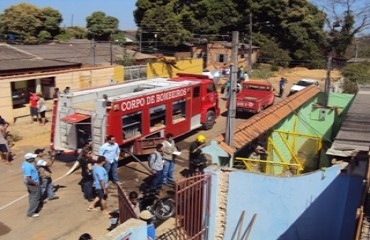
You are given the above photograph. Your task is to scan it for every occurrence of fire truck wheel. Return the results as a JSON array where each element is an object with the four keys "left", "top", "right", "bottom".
[{"left": 203, "top": 110, "right": 215, "bottom": 130}]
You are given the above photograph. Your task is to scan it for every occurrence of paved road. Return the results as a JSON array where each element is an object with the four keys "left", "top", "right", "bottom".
[{"left": 0, "top": 90, "right": 281, "bottom": 239}]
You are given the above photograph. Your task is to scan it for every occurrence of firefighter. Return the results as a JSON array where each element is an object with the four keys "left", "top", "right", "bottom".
[{"left": 188, "top": 135, "right": 207, "bottom": 174}]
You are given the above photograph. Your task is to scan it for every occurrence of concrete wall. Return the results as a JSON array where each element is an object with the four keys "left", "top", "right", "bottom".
[
  {"left": 101, "top": 218, "right": 147, "bottom": 240},
  {"left": 0, "top": 66, "right": 122, "bottom": 122},
  {"left": 147, "top": 58, "right": 203, "bottom": 78},
  {"left": 206, "top": 166, "right": 362, "bottom": 240}
]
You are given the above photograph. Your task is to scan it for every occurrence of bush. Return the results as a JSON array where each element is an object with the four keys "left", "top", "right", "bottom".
[{"left": 270, "top": 65, "right": 279, "bottom": 72}]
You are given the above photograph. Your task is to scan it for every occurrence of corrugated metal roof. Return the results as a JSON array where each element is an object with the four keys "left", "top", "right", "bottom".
[
  {"left": 216, "top": 85, "right": 321, "bottom": 154},
  {"left": 329, "top": 85, "right": 370, "bottom": 152},
  {"left": 0, "top": 44, "right": 80, "bottom": 71},
  {"left": 14, "top": 41, "right": 156, "bottom": 65}
]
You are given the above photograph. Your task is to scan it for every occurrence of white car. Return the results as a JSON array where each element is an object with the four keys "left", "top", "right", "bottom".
[{"left": 288, "top": 79, "right": 319, "bottom": 96}]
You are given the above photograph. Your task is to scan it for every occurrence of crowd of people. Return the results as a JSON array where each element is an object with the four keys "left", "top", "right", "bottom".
[{"left": 18, "top": 125, "right": 209, "bottom": 239}]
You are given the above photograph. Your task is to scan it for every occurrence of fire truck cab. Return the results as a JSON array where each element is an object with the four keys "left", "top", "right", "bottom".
[{"left": 51, "top": 73, "right": 220, "bottom": 157}]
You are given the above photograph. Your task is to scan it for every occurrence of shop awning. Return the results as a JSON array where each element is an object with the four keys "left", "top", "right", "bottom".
[{"left": 61, "top": 113, "right": 90, "bottom": 124}]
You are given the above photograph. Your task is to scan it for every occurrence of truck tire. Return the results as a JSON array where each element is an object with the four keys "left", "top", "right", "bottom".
[{"left": 203, "top": 110, "right": 215, "bottom": 130}]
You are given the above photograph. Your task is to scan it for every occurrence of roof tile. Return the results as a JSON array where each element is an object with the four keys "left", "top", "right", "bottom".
[{"left": 218, "top": 86, "right": 320, "bottom": 152}]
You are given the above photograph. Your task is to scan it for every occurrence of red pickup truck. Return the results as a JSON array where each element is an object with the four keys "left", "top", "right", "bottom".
[{"left": 227, "top": 80, "right": 275, "bottom": 113}]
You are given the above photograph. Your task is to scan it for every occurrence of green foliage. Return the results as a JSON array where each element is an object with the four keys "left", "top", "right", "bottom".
[
  {"left": 341, "top": 62, "right": 370, "bottom": 84},
  {"left": 54, "top": 33, "right": 72, "bottom": 42},
  {"left": 115, "top": 52, "right": 136, "bottom": 66},
  {"left": 254, "top": 33, "right": 291, "bottom": 68},
  {"left": 134, "top": 0, "right": 328, "bottom": 67},
  {"left": 38, "top": 30, "right": 52, "bottom": 41},
  {"left": 111, "top": 32, "right": 126, "bottom": 45},
  {"left": 40, "top": 7, "right": 62, "bottom": 37},
  {"left": 0, "top": 3, "right": 62, "bottom": 44},
  {"left": 86, "top": 11, "right": 119, "bottom": 41},
  {"left": 341, "top": 79, "right": 358, "bottom": 94},
  {"left": 65, "top": 26, "right": 87, "bottom": 39},
  {"left": 270, "top": 65, "right": 279, "bottom": 72}
]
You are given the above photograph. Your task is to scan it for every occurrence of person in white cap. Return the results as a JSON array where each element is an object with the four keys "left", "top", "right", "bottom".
[
  {"left": 35, "top": 148, "right": 59, "bottom": 201},
  {"left": 21, "top": 152, "right": 41, "bottom": 217},
  {"left": 139, "top": 210, "right": 155, "bottom": 240}
]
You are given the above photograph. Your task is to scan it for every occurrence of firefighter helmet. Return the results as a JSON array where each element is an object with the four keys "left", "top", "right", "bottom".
[{"left": 197, "top": 135, "right": 206, "bottom": 143}]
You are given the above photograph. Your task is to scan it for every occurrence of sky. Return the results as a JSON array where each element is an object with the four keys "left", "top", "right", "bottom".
[{"left": 0, "top": 0, "right": 138, "bottom": 30}]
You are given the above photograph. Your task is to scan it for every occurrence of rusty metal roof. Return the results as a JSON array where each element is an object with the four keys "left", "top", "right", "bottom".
[{"left": 216, "top": 85, "right": 321, "bottom": 154}]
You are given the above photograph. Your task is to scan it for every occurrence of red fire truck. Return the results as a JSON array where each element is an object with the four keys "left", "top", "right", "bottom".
[{"left": 51, "top": 73, "right": 220, "bottom": 158}]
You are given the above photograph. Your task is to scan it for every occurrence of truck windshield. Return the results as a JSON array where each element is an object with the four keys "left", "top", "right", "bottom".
[{"left": 207, "top": 83, "right": 217, "bottom": 93}]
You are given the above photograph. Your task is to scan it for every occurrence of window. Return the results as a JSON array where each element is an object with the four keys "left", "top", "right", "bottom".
[
  {"left": 124, "top": 65, "right": 147, "bottom": 82},
  {"left": 150, "top": 104, "right": 166, "bottom": 130},
  {"left": 216, "top": 54, "right": 228, "bottom": 63},
  {"left": 193, "top": 86, "right": 200, "bottom": 98},
  {"left": 207, "top": 83, "right": 217, "bottom": 93},
  {"left": 122, "top": 111, "right": 142, "bottom": 140},
  {"left": 172, "top": 99, "right": 186, "bottom": 123}
]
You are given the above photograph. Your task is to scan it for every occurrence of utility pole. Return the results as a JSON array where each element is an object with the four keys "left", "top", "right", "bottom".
[
  {"left": 110, "top": 36, "right": 113, "bottom": 65},
  {"left": 324, "top": 55, "right": 332, "bottom": 106},
  {"left": 248, "top": 13, "right": 253, "bottom": 77},
  {"left": 92, "top": 37, "right": 96, "bottom": 67},
  {"left": 139, "top": 28, "right": 142, "bottom": 53},
  {"left": 225, "top": 31, "right": 239, "bottom": 146}
]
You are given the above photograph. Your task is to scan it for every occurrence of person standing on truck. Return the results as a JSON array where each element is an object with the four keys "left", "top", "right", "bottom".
[
  {"left": 148, "top": 143, "right": 164, "bottom": 193},
  {"left": 189, "top": 135, "right": 207, "bottom": 174},
  {"left": 161, "top": 133, "right": 177, "bottom": 186},
  {"left": 99, "top": 135, "right": 120, "bottom": 185}
]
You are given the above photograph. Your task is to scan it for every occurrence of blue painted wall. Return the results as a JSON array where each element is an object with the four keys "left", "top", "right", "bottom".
[{"left": 213, "top": 166, "right": 363, "bottom": 240}]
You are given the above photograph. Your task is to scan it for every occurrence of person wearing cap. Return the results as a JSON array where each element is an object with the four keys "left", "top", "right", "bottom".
[
  {"left": 139, "top": 210, "right": 155, "bottom": 240},
  {"left": 99, "top": 135, "right": 120, "bottom": 185},
  {"left": 22, "top": 153, "right": 41, "bottom": 217},
  {"left": 35, "top": 148, "right": 59, "bottom": 201},
  {"left": 188, "top": 135, "right": 208, "bottom": 174},
  {"left": 88, "top": 155, "right": 109, "bottom": 214}
]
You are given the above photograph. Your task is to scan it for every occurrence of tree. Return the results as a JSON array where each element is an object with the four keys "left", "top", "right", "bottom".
[
  {"left": 65, "top": 26, "right": 88, "bottom": 39},
  {"left": 0, "top": 3, "right": 42, "bottom": 43},
  {"left": 0, "top": 3, "right": 62, "bottom": 44},
  {"left": 313, "top": 0, "right": 370, "bottom": 58},
  {"left": 40, "top": 7, "right": 63, "bottom": 38},
  {"left": 134, "top": 0, "right": 328, "bottom": 68},
  {"left": 86, "top": 11, "right": 119, "bottom": 41}
]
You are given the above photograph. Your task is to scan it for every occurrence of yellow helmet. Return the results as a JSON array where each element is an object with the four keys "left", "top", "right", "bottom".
[{"left": 197, "top": 135, "right": 206, "bottom": 143}]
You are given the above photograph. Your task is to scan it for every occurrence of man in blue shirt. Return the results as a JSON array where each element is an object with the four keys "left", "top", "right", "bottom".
[
  {"left": 88, "top": 155, "right": 109, "bottom": 214},
  {"left": 279, "top": 77, "right": 287, "bottom": 97},
  {"left": 22, "top": 152, "right": 41, "bottom": 217},
  {"left": 99, "top": 135, "right": 120, "bottom": 184}
]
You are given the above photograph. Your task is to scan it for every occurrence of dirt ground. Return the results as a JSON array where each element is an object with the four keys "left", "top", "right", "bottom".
[{"left": 0, "top": 67, "right": 341, "bottom": 239}]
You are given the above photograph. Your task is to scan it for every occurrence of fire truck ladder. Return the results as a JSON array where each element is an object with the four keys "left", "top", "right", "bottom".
[
  {"left": 91, "top": 115, "right": 106, "bottom": 156},
  {"left": 58, "top": 107, "right": 74, "bottom": 150}
]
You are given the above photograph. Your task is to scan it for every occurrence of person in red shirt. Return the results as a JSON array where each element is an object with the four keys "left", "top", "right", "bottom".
[{"left": 29, "top": 92, "right": 38, "bottom": 123}]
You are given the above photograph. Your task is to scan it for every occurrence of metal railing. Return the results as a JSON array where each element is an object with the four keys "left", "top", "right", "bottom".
[{"left": 175, "top": 173, "right": 211, "bottom": 239}]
